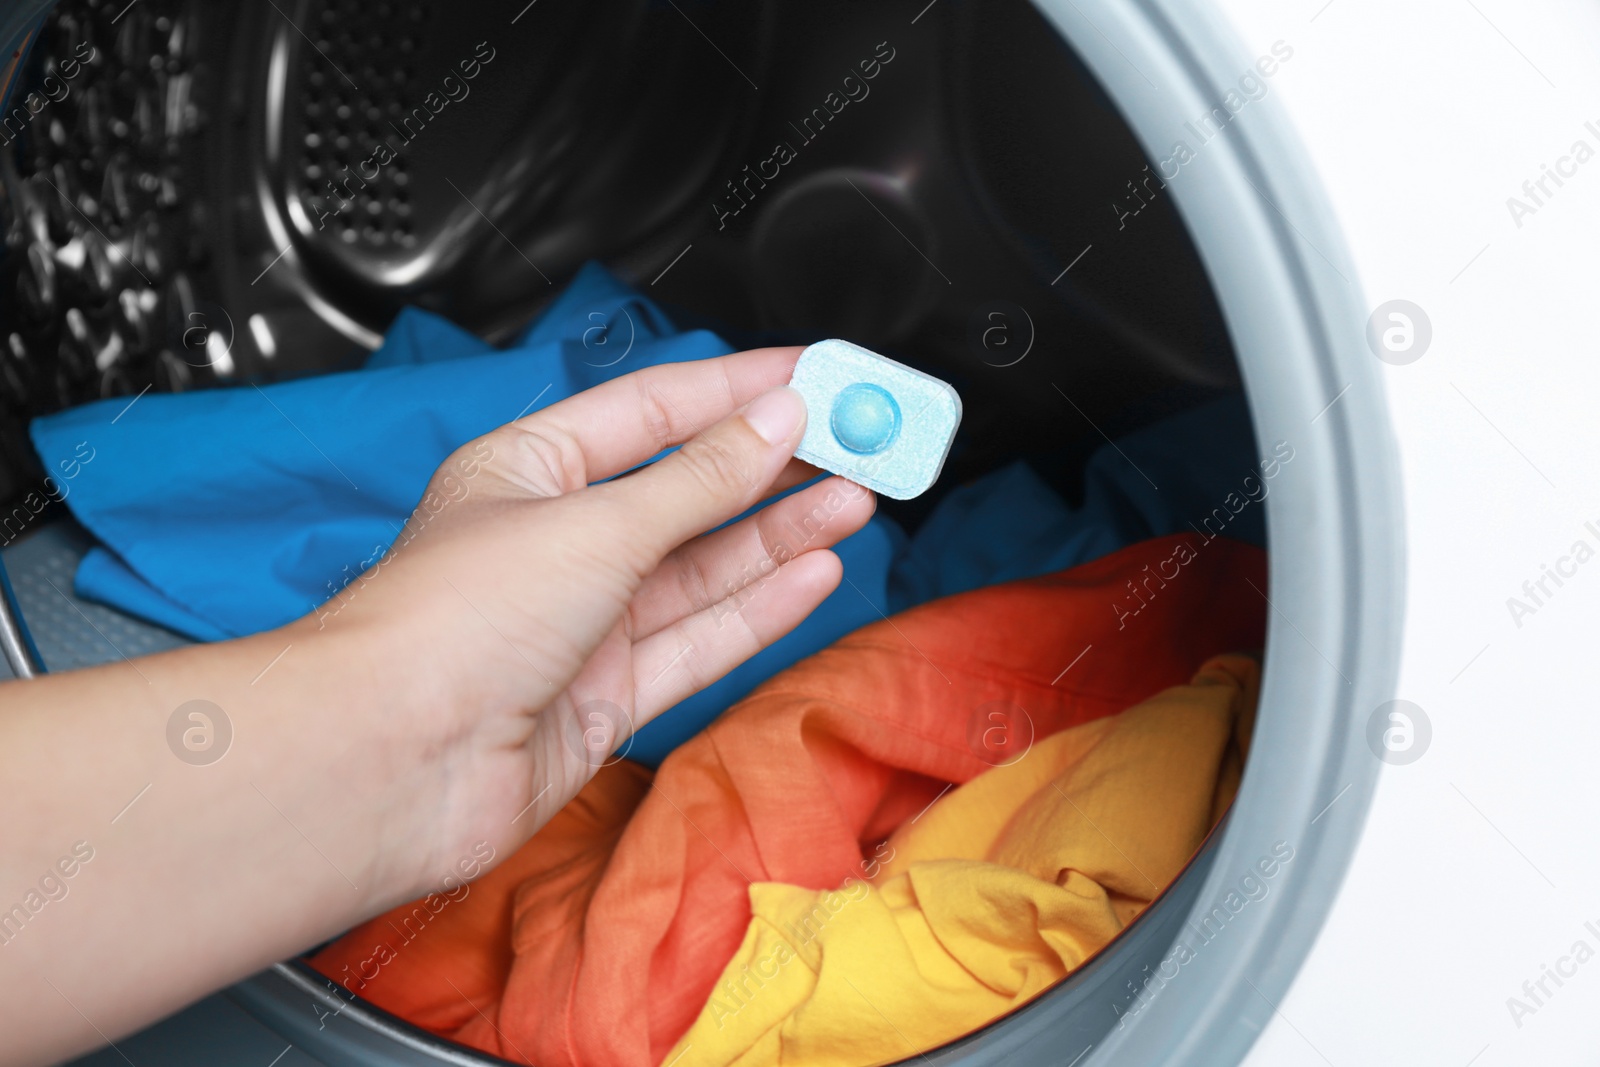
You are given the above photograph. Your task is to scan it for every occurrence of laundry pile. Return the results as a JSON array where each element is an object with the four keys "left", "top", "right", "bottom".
[
  {"left": 30, "top": 263, "right": 1266, "bottom": 765},
  {"left": 30, "top": 265, "right": 1271, "bottom": 1064},
  {"left": 309, "top": 537, "right": 1264, "bottom": 1067}
]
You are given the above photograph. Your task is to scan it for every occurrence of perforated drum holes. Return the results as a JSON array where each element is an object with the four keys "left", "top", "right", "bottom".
[
  {"left": 299, "top": 14, "right": 497, "bottom": 247},
  {"left": 166, "top": 699, "right": 233, "bottom": 766},
  {"left": 0, "top": 0, "right": 219, "bottom": 430},
  {"left": 169, "top": 301, "right": 235, "bottom": 368},
  {"left": 562, "top": 699, "right": 634, "bottom": 768},
  {"left": 966, "top": 700, "right": 1034, "bottom": 767},
  {"left": 1366, "top": 299, "right": 1432, "bottom": 365},
  {"left": 1366, "top": 700, "right": 1432, "bottom": 765}
]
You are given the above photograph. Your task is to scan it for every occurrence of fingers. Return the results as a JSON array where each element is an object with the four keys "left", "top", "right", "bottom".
[
  {"left": 626, "top": 476, "right": 876, "bottom": 641},
  {"left": 629, "top": 549, "right": 846, "bottom": 723},
  {"left": 485, "top": 348, "right": 803, "bottom": 495},
  {"left": 768, "top": 457, "right": 825, "bottom": 498},
  {"left": 591, "top": 385, "right": 810, "bottom": 570}
]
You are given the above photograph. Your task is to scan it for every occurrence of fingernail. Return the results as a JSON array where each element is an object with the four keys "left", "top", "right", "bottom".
[{"left": 743, "top": 386, "right": 806, "bottom": 446}]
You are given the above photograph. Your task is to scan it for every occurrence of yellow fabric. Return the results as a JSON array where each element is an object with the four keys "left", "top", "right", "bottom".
[{"left": 664, "top": 654, "right": 1259, "bottom": 1067}]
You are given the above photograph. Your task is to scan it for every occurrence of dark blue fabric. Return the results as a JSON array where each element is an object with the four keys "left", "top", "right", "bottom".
[
  {"left": 886, "top": 394, "right": 1266, "bottom": 612},
  {"left": 30, "top": 262, "right": 1263, "bottom": 767}
]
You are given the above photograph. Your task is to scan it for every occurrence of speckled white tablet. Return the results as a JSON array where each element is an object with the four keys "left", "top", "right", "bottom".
[{"left": 789, "top": 339, "right": 962, "bottom": 500}]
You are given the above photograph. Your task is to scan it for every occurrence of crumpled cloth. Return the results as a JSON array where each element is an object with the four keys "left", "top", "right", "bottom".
[
  {"left": 666, "top": 653, "right": 1258, "bottom": 1067},
  {"left": 309, "top": 533, "right": 1266, "bottom": 1067}
]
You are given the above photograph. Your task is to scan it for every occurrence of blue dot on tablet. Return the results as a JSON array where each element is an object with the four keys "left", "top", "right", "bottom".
[{"left": 830, "top": 383, "right": 901, "bottom": 455}]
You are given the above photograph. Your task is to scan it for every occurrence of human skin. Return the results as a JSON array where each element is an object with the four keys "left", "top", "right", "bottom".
[{"left": 0, "top": 347, "right": 875, "bottom": 1066}]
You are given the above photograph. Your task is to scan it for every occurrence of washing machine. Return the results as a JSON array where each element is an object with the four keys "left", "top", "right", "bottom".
[{"left": 1, "top": 0, "right": 1595, "bottom": 1064}]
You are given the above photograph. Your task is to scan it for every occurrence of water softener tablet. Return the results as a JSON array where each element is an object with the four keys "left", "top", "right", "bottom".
[{"left": 789, "top": 339, "right": 962, "bottom": 500}]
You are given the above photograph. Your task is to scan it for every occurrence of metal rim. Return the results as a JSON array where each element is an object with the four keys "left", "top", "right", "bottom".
[{"left": 1027, "top": 2, "right": 1404, "bottom": 1064}]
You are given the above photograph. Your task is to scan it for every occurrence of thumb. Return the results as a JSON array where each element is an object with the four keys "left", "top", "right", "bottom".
[{"left": 595, "top": 384, "right": 809, "bottom": 563}]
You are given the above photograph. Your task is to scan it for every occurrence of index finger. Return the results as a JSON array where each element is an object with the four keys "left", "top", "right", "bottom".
[{"left": 511, "top": 346, "right": 803, "bottom": 486}]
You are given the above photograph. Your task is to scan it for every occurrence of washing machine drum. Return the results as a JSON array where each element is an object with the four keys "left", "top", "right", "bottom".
[{"left": 0, "top": 0, "right": 1401, "bottom": 1065}]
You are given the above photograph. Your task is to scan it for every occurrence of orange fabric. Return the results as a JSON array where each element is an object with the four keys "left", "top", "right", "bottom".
[
  {"left": 310, "top": 534, "right": 1266, "bottom": 1067},
  {"left": 311, "top": 760, "right": 653, "bottom": 1034}
]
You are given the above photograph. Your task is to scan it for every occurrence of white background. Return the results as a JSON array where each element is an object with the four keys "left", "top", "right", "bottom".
[{"left": 1220, "top": 1, "right": 1600, "bottom": 1064}]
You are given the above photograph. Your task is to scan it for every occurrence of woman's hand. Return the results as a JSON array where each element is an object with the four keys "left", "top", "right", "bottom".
[
  {"left": 0, "top": 347, "right": 874, "bottom": 1067},
  {"left": 300, "top": 346, "right": 876, "bottom": 898}
]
